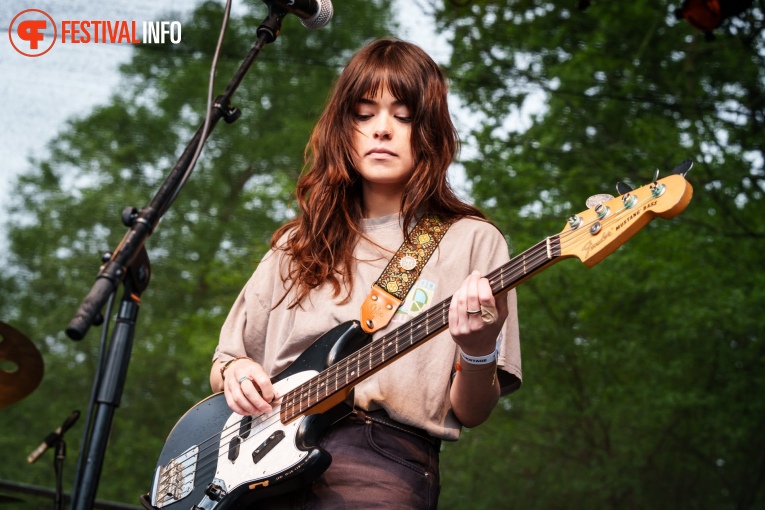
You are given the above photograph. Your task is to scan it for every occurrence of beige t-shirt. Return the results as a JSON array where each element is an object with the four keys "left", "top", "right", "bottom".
[{"left": 215, "top": 214, "right": 521, "bottom": 441}]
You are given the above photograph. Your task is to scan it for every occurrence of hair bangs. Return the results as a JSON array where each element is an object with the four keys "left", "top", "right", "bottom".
[{"left": 340, "top": 44, "right": 426, "bottom": 117}]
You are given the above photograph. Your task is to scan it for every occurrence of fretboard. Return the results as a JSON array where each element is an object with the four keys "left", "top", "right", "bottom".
[{"left": 280, "top": 235, "right": 562, "bottom": 423}]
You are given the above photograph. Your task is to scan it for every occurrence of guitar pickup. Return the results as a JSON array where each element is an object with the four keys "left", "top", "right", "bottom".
[
  {"left": 228, "top": 436, "right": 241, "bottom": 462},
  {"left": 239, "top": 415, "right": 253, "bottom": 439},
  {"left": 228, "top": 415, "right": 255, "bottom": 462},
  {"left": 252, "top": 430, "right": 285, "bottom": 464}
]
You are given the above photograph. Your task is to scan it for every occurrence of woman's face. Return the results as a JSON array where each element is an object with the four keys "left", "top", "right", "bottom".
[{"left": 351, "top": 86, "right": 415, "bottom": 194}]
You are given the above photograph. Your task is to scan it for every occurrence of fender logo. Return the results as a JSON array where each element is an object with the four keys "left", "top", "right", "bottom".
[{"left": 582, "top": 229, "right": 614, "bottom": 259}]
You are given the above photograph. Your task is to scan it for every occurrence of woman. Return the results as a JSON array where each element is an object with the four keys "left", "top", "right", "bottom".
[{"left": 210, "top": 38, "right": 521, "bottom": 508}]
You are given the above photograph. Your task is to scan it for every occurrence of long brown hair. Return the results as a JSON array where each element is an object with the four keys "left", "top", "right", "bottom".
[{"left": 271, "top": 38, "right": 485, "bottom": 306}]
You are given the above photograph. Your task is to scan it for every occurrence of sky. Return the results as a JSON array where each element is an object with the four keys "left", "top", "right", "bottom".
[{"left": 0, "top": 0, "right": 453, "bottom": 237}]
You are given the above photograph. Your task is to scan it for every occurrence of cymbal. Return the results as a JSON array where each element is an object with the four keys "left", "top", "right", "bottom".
[{"left": 0, "top": 321, "right": 43, "bottom": 408}]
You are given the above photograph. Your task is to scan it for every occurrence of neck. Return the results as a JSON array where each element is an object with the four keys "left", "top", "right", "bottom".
[{"left": 361, "top": 181, "right": 404, "bottom": 218}]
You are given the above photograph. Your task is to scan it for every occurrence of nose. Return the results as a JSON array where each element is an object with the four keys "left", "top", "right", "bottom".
[{"left": 373, "top": 116, "right": 392, "bottom": 140}]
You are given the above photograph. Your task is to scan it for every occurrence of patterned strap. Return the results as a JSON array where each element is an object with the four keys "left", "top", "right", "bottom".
[{"left": 360, "top": 213, "right": 453, "bottom": 333}]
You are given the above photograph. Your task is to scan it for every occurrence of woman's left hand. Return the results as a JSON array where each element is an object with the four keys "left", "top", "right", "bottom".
[{"left": 448, "top": 270, "right": 508, "bottom": 357}]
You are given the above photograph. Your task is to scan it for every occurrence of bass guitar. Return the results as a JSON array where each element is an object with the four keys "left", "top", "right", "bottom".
[{"left": 142, "top": 167, "right": 693, "bottom": 509}]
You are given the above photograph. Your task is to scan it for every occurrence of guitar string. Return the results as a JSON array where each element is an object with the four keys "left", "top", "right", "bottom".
[
  {"left": 280, "top": 191, "right": 655, "bottom": 414},
  {"left": 155, "top": 191, "right": 659, "bottom": 495},
  {"left": 155, "top": 411, "right": 288, "bottom": 502}
]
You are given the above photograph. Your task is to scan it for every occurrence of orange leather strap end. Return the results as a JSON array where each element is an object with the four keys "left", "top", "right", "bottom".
[{"left": 360, "top": 285, "right": 403, "bottom": 334}]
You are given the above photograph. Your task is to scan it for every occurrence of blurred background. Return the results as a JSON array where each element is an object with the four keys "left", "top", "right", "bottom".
[{"left": 1, "top": 1, "right": 763, "bottom": 508}]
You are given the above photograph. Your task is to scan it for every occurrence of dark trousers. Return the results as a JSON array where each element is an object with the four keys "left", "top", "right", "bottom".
[{"left": 255, "top": 411, "right": 441, "bottom": 509}]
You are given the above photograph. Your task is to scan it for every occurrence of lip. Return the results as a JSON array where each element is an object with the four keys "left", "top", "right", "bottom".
[{"left": 366, "top": 147, "right": 397, "bottom": 157}]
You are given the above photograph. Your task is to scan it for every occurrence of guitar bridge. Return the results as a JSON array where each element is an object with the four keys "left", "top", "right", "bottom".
[{"left": 151, "top": 445, "right": 199, "bottom": 507}]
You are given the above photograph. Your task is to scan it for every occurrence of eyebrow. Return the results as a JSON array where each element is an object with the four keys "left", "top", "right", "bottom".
[{"left": 357, "top": 97, "right": 408, "bottom": 107}]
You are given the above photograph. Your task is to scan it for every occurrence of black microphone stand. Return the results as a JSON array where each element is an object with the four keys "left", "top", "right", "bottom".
[
  {"left": 66, "top": 7, "right": 288, "bottom": 510},
  {"left": 54, "top": 436, "right": 67, "bottom": 510}
]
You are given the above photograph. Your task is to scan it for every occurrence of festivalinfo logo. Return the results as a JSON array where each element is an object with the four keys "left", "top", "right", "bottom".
[{"left": 9, "top": 8, "right": 183, "bottom": 57}]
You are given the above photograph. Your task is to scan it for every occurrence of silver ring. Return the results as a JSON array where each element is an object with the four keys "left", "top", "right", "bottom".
[
  {"left": 466, "top": 309, "right": 482, "bottom": 315},
  {"left": 238, "top": 376, "right": 249, "bottom": 384}
]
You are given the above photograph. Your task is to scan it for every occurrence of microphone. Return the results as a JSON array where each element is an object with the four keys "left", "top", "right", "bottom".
[
  {"left": 27, "top": 410, "right": 81, "bottom": 464},
  {"left": 264, "top": 0, "right": 333, "bottom": 29}
]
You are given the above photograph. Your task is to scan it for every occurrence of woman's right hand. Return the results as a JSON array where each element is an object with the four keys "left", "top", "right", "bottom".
[{"left": 217, "top": 358, "right": 280, "bottom": 416}]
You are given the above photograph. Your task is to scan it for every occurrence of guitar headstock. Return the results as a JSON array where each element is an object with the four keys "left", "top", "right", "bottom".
[{"left": 558, "top": 172, "right": 693, "bottom": 267}]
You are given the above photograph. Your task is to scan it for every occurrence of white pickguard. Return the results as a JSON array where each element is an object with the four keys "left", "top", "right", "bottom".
[{"left": 214, "top": 370, "right": 317, "bottom": 492}]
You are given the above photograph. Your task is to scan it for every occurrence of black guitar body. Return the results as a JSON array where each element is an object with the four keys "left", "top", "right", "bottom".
[{"left": 142, "top": 321, "right": 370, "bottom": 509}]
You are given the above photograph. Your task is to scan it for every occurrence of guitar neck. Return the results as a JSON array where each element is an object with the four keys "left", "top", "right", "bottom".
[{"left": 280, "top": 235, "right": 562, "bottom": 423}]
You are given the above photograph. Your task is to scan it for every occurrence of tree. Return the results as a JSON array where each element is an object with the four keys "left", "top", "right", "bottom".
[
  {"left": 434, "top": 1, "right": 765, "bottom": 508},
  {"left": 0, "top": 1, "right": 394, "bottom": 504}
]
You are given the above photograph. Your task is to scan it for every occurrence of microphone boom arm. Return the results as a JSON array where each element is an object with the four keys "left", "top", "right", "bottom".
[
  {"left": 67, "top": 7, "right": 289, "bottom": 509},
  {"left": 65, "top": 9, "right": 286, "bottom": 340}
]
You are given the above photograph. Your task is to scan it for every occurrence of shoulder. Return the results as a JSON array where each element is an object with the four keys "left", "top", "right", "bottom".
[
  {"left": 448, "top": 216, "right": 506, "bottom": 246},
  {"left": 246, "top": 226, "right": 297, "bottom": 288},
  {"left": 438, "top": 215, "right": 511, "bottom": 269},
  {"left": 271, "top": 226, "right": 295, "bottom": 251}
]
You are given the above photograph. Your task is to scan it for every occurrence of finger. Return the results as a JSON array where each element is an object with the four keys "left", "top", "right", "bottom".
[
  {"left": 477, "top": 276, "right": 494, "bottom": 305},
  {"left": 476, "top": 277, "right": 498, "bottom": 324},
  {"left": 455, "top": 276, "right": 473, "bottom": 332},
  {"left": 466, "top": 271, "right": 484, "bottom": 321},
  {"left": 239, "top": 379, "right": 273, "bottom": 415},
  {"left": 229, "top": 375, "right": 263, "bottom": 415},
  {"left": 450, "top": 273, "right": 473, "bottom": 336},
  {"left": 244, "top": 372, "right": 278, "bottom": 415},
  {"left": 223, "top": 383, "right": 251, "bottom": 416},
  {"left": 449, "top": 287, "right": 460, "bottom": 336},
  {"left": 250, "top": 371, "right": 276, "bottom": 403},
  {"left": 223, "top": 361, "right": 275, "bottom": 416}
]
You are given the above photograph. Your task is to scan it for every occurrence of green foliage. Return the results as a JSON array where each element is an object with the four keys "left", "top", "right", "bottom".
[
  {"left": 4, "top": 0, "right": 765, "bottom": 508},
  {"left": 436, "top": 1, "right": 765, "bottom": 508},
  {"left": 0, "top": 1, "right": 392, "bottom": 504}
]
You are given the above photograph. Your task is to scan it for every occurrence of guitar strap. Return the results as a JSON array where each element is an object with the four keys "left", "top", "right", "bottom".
[{"left": 360, "top": 212, "right": 453, "bottom": 334}]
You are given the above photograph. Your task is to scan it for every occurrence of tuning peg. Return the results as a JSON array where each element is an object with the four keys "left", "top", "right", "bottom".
[
  {"left": 616, "top": 181, "right": 633, "bottom": 195},
  {"left": 653, "top": 169, "right": 660, "bottom": 183},
  {"left": 673, "top": 158, "right": 693, "bottom": 176}
]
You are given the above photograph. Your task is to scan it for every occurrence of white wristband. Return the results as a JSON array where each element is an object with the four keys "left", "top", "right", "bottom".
[{"left": 460, "top": 348, "right": 498, "bottom": 365}]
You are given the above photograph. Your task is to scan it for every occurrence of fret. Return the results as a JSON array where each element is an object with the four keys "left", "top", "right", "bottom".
[
  {"left": 282, "top": 240, "right": 557, "bottom": 423},
  {"left": 281, "top": 396, "right": 289, "bottom": 422}
]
